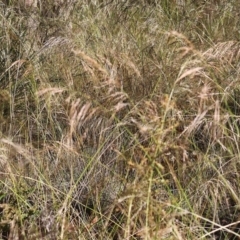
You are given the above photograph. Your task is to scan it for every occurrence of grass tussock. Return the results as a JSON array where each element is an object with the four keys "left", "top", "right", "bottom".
[{"left": 0, "top": 0, "right": 240, "bottom": 239}]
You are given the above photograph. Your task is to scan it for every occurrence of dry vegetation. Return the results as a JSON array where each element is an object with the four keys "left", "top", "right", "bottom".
[{"left": 0, "top": 0, "right": 240, "bottom": 239}]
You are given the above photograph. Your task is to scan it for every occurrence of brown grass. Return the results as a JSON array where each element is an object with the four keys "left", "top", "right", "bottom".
[{"left": 1, "top": 0, "right": 240, "bottom": 239}]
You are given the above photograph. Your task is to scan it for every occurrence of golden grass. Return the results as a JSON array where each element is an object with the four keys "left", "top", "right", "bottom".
[{"left": 1, "top": 0, "right": 240, "bottom": 239}]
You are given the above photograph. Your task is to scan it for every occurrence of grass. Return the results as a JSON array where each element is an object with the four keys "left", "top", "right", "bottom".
[{"left": 0, "top": 0, "right": 240, "bottom": 239}]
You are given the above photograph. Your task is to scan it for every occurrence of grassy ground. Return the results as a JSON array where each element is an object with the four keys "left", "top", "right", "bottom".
[{"left": 0, "top": 0, "right": 240, "bottom": 239}]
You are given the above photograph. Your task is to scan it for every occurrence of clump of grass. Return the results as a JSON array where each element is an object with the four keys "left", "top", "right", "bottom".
[{"left": 1, "top": 0, "right": 240, "bottom": 239}]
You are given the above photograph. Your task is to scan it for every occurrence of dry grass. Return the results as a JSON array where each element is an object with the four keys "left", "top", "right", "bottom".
[{"left": 1, "top": 0, "right": 240, "bottom": 239}]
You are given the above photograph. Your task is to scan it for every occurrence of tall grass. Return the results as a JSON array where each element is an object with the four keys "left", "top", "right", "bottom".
[{"left": 0, "top": 0, "right": 240, "bottom": 239}]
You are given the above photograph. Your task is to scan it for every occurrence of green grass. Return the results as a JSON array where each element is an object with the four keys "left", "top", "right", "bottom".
[{"left": 1, "top": 0, "right": 240, "bottom": 239}]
